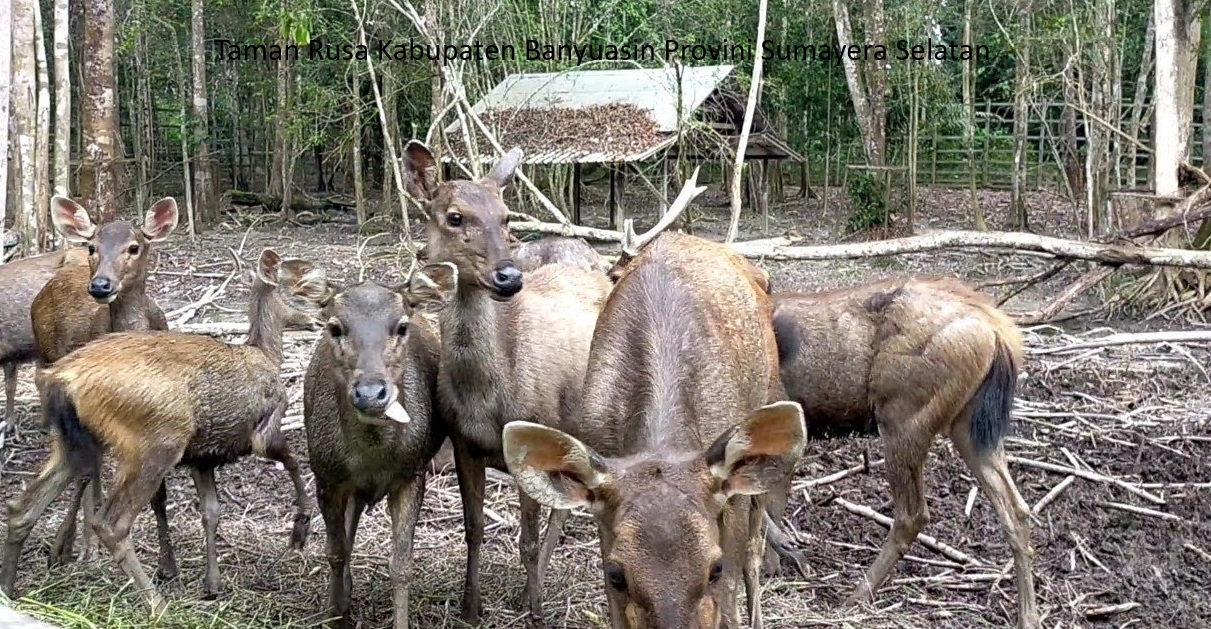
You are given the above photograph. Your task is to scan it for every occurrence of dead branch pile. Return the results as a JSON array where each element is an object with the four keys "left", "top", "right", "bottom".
[{"left": 445, "top": 103, "right": 667, "bottom": 161}]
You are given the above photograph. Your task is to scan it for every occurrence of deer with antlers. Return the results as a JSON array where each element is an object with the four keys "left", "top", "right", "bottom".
[{"left": 501, "top": 175, "right": 806, "bottom": 628}]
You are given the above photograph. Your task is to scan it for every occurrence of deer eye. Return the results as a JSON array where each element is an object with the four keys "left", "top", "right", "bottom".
[
  {"left": 708, "top": 559, "right": 724, "bottom": 584},
  {"left": 604, "top": 563, "right": 627, "bottom": 592},
  {"left": 127, "top": 244, "right": 140, "bottom": 255},
  {"left": 447, "top": 212, "right": 463, "bottom": 227},
  {"left": 326, "top": 320, "right": 344, "bottom": 339},
  {"left": 395, "top": 320, "right": 409, "bottom": 337},
  {"left": 87, "top": 245, "right": 97, "bottom": 255}
]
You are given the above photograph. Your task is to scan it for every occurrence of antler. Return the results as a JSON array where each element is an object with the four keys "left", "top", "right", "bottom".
[{"left": 620, "top": 166, "right": 706, "bottom": 258}]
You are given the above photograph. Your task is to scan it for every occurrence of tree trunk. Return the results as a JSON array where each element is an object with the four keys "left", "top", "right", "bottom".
[
  {"left": 11, "top": 0, "right": 38, "bottom": 251},
  {"left": 352, "top": 72, "right": 366, "bottom": 224},
  {"left": 191, "top": 0, "right": 216, "bottom": 223},
  {"left": 863, "top": 0, "right": 888, "bottom": 166},
  {"left": 832, "top": 0, "right": 878, "bottom": 165},
  {"left": 381, "top": 62, "right": 399, "bottom": 218},
  {"left": 34, "top": 0, "right": 52, "bottom": 251},
  {"left": 726, "top": 0, "right": 768, "bottom": 243},
  {"left": 1176, "top": 5, "right": 1202, "bottom": 164},
  {"left": 269, "top": 41, "right": 289, "bottom": 197},
  {"left": 1155, "top": 0, "right": 1181, "bottom": 199},
  {"left": 964, "top": 0, "right": 985, "bottom": 230},
  {"left": 1012, "top": 10, "right": 1032, "bottom": 229},
  {"left": 1085, "top": 0, "right": 1116, "bottom": 236},
  {"left": 0, "top": 0, "right": 12, "bottom": 248},
  {"left": 52, "top": 0, "right": 69, "bottom": 198},
  {"left": 1203, "top": 13, "right": 1211, "bottom": 177},
  {"left": 79, "top": 0, "right": 120, "bottom": 221}
]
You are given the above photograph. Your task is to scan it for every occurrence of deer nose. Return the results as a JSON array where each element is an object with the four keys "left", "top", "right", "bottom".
[
  {"left": 351, "top": 378, "right": 390, "bottom": 411},
  {"left": 490, "top": 263, "right": 523, "bottom": 297},
  {"left": 87, "top": 277, "right": 115, "bottom": 299}
]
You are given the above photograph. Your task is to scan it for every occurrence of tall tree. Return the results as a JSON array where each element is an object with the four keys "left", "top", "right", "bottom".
[
  {"left": 34, "top": 0, "right": 52, "bottom": 250},
  {"left": 11, "top": 0, "right": 38, "bottom": 251},
  {"left": 191, "top": 0, "right": 216, "bottom": 221},
  {"left": 79, "top": 0, "right": 120, "bottom": 221},
  {"left": 0, "top": 0, "right": 11, "bottom": 249},
  {"left": 832, "top": 0, "right": 887, "bottom": 167},
  {"left": 53, "top": 0, "right": 71, "bottom": 197}
]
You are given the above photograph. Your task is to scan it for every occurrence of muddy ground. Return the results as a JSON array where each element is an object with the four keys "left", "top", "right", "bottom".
[{"left": 0, "top": 184, "right": 1207, "bottom": 628}]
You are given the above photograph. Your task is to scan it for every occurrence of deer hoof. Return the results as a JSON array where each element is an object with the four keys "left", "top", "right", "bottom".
[
  {"left": 524, "top": 613, "right": 548, "bottom": 629},
  {"left": 201, "top": 583, "right": 226, "bottom": 600},
  {"left": 291, "top": 514, "right": 311, "bottom": 550}
]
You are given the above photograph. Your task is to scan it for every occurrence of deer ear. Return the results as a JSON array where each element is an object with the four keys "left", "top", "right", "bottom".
[
  {"left": 141, "top": 197, "right": 179, "bottom": 242},
  {"left": 50, "top": 196, "right": 96, "bottom": 242},
  {"left": 405, "top": 262, "right": 458, "bottom": 312},
  {"left": 484, "top": 148, "right": 523, "bottom": 190},
  {"left": 703, "top": 401, "right": 806, "bottom": 499},
  {"left": 502, "top": 421, "right": 612, "bottom": 510},
  {"left": 279, "top": 259, "right": 332, "bottom": 305},
  {"left": 256, "top": 249, "right": 283, "bottom": 286},
  {"left": 403, "top": 140, "right": 438, "bottom": 201}
]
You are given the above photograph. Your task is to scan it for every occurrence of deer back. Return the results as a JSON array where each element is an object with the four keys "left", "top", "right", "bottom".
[{"left": 0, "top": 249, "right": 86, "bottom": 364}]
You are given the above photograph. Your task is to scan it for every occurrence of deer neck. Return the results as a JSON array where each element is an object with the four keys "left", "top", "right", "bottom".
[
  {"left": 245, "top": 283, "right": 286, "bottom": 370},
  {"left": 107, "top": 276, "right": 152, "bottom": 333},
  {"left": 440, "top": 283, "right": 512, "bottom": 385}
]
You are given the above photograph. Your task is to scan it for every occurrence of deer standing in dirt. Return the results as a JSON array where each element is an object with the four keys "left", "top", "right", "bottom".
[
  {"left": 0, "top": 247, "right": 88, "bottom": 427},
  {"left": 502, "top": 225, "right": 806, "bottom": 629},
  {"left": 27, "top": 195, "right": 178, "bottom": 570},
  {"left": 401, "top": 141, "right": 613, "bottom": 628},
  {"left": 512, "top": 236, "right": 610, "bottom": 274},
  {"left": 771, "top": 277, "right": 1038, "bottom": 629},
  {"left": 302, "top": 263, "right": 458, "bottom": 629},
  {"left": 0, "top": 249, "right": 326, "bottom": 612}
]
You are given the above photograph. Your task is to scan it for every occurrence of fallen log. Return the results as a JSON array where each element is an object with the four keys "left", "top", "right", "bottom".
[
  {"left": 509, "top": 221, "right": 1211, "bottom": 270},
  {"left": 225, "top": 190, "right": 356, "bottom": 213}
]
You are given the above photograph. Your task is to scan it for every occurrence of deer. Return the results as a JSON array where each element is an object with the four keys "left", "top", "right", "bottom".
[
  {"left": 0, "top": 246, "right": 89, "bottom": 426},
  {"left": 512, "top": 236, "right": 611, "bottom": 274},
  {"left": 501, "top": 224, "right": 807, "bottom": 629},
  {"left": 769, "top": 276, "right": 1038, "bottom": 629},
  {"left": 0, "top": 248, "right": 327, "bottom": 612},
  {"left": 400, "top": 140, "right": 614, "bottom": 628},
  {"left": 26, "top": 195, "right": 178, "bottom": 571},
  {"left": 302, "top": 262, "right": 458, "bottom": 629}
]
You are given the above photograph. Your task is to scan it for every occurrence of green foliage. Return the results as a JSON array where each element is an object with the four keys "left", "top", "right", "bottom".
[{"left": 845, "top": 173, "right": 888, "bottom": 234}]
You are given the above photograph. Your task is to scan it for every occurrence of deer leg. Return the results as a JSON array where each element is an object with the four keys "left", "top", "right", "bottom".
[
  {"left": 260, "top": 429, "right": 313, "bottom": 550},
  {"left": 344, "top": 496, "right": 367, "bottom": 602},
  {"left": 537, "top": 507, "right": 569, "bottom": 582},
  {"left": 3, "top": 362, "right": 16, "bottom": 426},
  {"left": 150, "top": 478, "right": 179, "bottom": 583},
  {"left": 744, "top": 495, "right": 768, "bottom": 629},
  {"left": 1, "top": 447, "right": 78, "bottom": 596},
  {"left": 189, "top": 467, "right": 223, "bottom": 598},
  {"left": 90, "top": 450, "right": 182, "bottom": 616},
  {"left": 950, "top": 425, "right": 1038, "bottom": 629},
  {"left": 518, "top": 493, "right": 547, "bottom": 628},
  {"left": 717, "top": 495, "right": 749, "bottom": 629},
  {"left": 761, "top": 473, "right": 810, "bottom": 579},
  {"left": 49, "top": 474, "right": 89, "bottom": 565},
  {"left": 387, "top": 475, "right": 426, "bottom": 629},
  {"left": 318, "top": 484, "right": 353, "bottom": 628},
  {"left": 846, "top": 421, "right": 931, "bottom": 606},
  {"left": 452, "top": 438, "right": 486, "bottom": 625}
]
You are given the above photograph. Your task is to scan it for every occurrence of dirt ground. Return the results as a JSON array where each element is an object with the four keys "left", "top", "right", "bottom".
[{"left": 0, "top": 184, "right": 1208, "bottom": 628}]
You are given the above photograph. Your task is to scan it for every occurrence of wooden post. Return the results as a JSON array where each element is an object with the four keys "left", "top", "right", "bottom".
[
  {"left": 573, "top": 162, "right": 583, "bottom": 225},
  {"left": 982, "top": 101, "right": 992, "bottom": 187},
  {"left": 608, "top": 163, "right": 625, "bottom": 230},
  {"left": 931, "top": 124, "right": 938, "bottom": 185}
]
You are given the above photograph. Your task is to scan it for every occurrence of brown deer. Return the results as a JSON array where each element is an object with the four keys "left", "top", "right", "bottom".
[
  {"left": 401, "top": 141, "right": 614, "bottom": 628},
  {"left": 0, "top": 249, "right": 327, "bottom": 612},
  {"left": 512, "top": 236, "right": 611, "bottom": 274},
  {"left": 502, "top": 228, "right": 806, "bottom": 629},
  {"left": 28, "top": 195, "right": 178, "bottom": 570},
  {"left": 770, "top": 277, "right": 1037, "bottom": 629},
  {"left": 302, "top": 262, "right": 458, "bottom": 629},
  {"left": 0, "top": 247, "right": 88, "bottom": 426}
]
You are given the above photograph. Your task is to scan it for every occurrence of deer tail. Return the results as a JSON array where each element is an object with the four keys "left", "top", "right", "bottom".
[
  {"left": 42, "top": 379, "right": 101, "bottom": 475},
  {"left": 968, "top": 332, "right": 1019, "bottom": 453}
]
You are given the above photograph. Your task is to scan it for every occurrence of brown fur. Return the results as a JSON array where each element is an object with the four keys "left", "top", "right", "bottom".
[
  {"left": 401, "top": 141, "right": 613, "bottom": 628},
  {"left": 502, "top": 232, "right": 807, "bottom": 629},
  {"left": 0, "top": 249, "right": 329, "bottom": 613},
  {"left": 302, "top": 269, "right": 456, "bottom": 629},
  {"left": 27, "top": 197, "right": 180, "bottom": 569},
  {"left": 0, "top": 247, "right": 88, "bottom": 424},
  {"left": 513, "top": 237, "right": 611, "bottom": 275},
  {"left": 772, "top": 276, "right": 1038, "bottom": 628}
]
